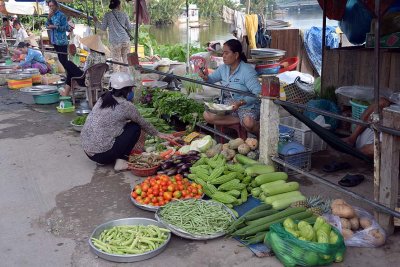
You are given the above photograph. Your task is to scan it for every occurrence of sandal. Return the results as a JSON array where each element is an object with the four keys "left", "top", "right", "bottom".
[
  {"left": 338, "top": 174, "right": 365, "bottom": 187},
  {"left": 323, "top": 161, "right": 351, "bottom": 173}
]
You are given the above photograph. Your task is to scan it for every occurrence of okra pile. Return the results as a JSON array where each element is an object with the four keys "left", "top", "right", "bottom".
[
  {"left": 91, "top": 225, "right": 170, "bottom": 255},
  {"left": 188, "top": 154, "right": 275, "bottom": 208}
]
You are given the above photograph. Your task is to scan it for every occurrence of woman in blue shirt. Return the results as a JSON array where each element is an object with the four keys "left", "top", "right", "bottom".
[
  {"left": 199, "top": 39, "right": 261, "bottom": 135},
  {"left": 46, "top": 0, "right": 69, "bottom": 70},
  {"left": 13, "top": 42, "right": 49, "bottom": 74}
]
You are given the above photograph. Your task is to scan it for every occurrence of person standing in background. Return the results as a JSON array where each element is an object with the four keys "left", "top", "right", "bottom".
[
  {"left": 94, "top": 0, "right": 132, "bottom": 72},
  {"left": 46, "top": 0, "right": 69, "bottom": 70},
  {"left": 2, "top": 18, "right": 13, "bottom": 38},
  {"left": 12, "top": 20, "right": 28, "bottom": 47}
]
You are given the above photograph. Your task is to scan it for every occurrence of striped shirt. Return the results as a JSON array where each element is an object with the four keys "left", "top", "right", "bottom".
[{"left": 96, "top": 10, "right": 133, "bottom": 45}]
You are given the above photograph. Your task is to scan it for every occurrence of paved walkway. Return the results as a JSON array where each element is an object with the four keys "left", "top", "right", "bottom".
[{"left": 0, "top": 87, "right": 398, "bottom": 267}]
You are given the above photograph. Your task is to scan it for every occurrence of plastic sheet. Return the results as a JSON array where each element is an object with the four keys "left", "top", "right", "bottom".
[
  {"left": 324, "top": 207, "right": 386, "bottom": 248},
  {"left": 304, "top": 26, "right": 339, "bottom": 75},
  {"left": 266, "top": 223, "right": 346, "bottom": 267},
  {"left": 335, "top": 86, "right": 395, "bottom": 102}
]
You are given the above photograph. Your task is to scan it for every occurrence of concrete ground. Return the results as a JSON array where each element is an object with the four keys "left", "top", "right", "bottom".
[{"left": 0, "top": 87, "right": 399, "bottom": 267}]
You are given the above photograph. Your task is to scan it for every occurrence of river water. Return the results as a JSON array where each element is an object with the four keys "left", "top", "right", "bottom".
[{"left": 149, "top": 9, "right": 338, "bottom": 46}]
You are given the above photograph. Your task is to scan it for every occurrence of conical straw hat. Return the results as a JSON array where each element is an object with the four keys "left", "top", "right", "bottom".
[
  {"left": 25, "top": 35, "right": 39, "bottom": 48},
  {"left": 80, "top": 35, "right": 110, "bottom": 56}
]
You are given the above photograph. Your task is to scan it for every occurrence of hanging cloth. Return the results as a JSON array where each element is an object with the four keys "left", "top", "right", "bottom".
[
  {"left": 137, "top": 0, "right": 150, "bottom": 25},
  {"left": 234, "top": 11, "right": 247, "bottom": 42},
  {"left": 256, "top": 14, "right": 269, "bottom": 48},
  {"left": 245, "top": 14, "right": 258, "bottom": 49},
  {"left": 222, "top": 5, "right": 235, "bottom": 24}
]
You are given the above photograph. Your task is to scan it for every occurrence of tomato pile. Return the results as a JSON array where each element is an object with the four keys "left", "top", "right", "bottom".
[{"left": 131, "top": 174, "right": 203, "bottom": 207}]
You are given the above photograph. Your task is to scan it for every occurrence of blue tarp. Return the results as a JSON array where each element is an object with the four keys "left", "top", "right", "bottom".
[{"left": 304, "top": 26, "right": 340, "bottom": 76}]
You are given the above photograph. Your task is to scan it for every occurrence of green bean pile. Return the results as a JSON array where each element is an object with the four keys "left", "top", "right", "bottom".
[
  {"left": 91, "top": 225, "right": 170, "bottom": 255},
  {"left": 159, "top": 199, "right": 234, "bottom": 235}
]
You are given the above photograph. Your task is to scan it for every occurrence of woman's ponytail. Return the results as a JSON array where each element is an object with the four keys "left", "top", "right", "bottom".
[{"left": 240, "top": 52, "right": 247, "bottom": 63}]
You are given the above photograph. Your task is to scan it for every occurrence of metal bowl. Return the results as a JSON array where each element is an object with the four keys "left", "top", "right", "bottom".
[
  {"left": 70, "top": 121, "right": 83, "bottom": 132},
  {"left": 21, "top": 85, "right": 58, "bottom": 96},
  {"left": 155, "top": 199, "right": 236, "bottom": 240},
  {"left": 89, "top": 217, "right": 171, "bottom": 263},
  {"left": 75, "top": 109, "right": 91, "bottom": 116}
]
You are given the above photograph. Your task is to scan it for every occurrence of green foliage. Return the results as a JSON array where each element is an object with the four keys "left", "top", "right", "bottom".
[
  {"left": 148, "top": 0, "right": 239, "bottom": 25},
  {"left": 248, "top": 0, "right": 275, "bottom": 14},
  {"left": 148, "top": 0, "right": 185, "bottom": 25},
  {"left": 154, "top": 44, "right": 205, "bottom": 62}
]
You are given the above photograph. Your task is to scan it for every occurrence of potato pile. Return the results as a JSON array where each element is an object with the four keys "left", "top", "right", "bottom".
[{"left": 331, "top": 199, "right": 385, "bottom": 246}]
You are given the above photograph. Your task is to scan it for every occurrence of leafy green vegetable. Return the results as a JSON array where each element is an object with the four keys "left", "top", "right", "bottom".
[
  {"left": 141, "top": 88, "right": 204, "bottom": 131},
  {"left": 72, "top": 115, "right": 87, "bottom": 126}
]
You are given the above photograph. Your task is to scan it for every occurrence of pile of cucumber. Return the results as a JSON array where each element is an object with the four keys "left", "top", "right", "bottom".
[
  {"left": 249, "top": 172, "right": 306, "bottom": 210},
  {"left": 227, "top": 204, "right": 317, "bottom": 244}
]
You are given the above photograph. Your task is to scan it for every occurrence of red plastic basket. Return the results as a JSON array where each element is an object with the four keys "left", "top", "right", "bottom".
[{"left": 129, "top": 165, "right": 160, "bottom": 177}]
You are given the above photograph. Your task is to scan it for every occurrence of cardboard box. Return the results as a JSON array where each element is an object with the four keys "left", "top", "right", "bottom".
[{"left": 366, "top": 32, "right": 400, "bottom": 48}]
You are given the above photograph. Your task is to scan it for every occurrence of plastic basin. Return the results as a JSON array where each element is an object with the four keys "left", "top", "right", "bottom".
[
  {"left": 255, "top": 63, "right": 281, "bottom": 75},
  {"left": 33, "top": 92, "right": 60, "bottom": 105}
]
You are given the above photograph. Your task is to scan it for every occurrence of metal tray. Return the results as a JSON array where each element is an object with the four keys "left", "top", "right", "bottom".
[
  {"left": 22, "top": 68, "right": 40, "bottom": 74},
  {"left": 130, "top": 194, "right": 205, "bottom": 212},
  {"left": 250, "top": 48, "right": 286, "bottom": 56},
  {"left": 21, "top": 85, "right": 58, "bottom": 95},
  {"left": 130, "top": 195, "right": 159, "bottom": 212},
  {"left": 154, "top": 199, "right": 236, "bottom": 240},
  {"left": 89, "top": 217, "right": 171, "bottom": 263}
]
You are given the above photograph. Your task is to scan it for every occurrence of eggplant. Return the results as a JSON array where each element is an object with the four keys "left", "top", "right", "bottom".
[
  {"left": 176, "top": 162, "right": 185, "bottom": 168},
  {"left": 161, "top": 161, "right": 173, "bottom": 170},
  {"left": 173, "top": 159, "right": 182, "bottom": 164},
  {"left": 187, "top": 150, "right": 200, "bottom": 156},
  {"left": 157, "top": 170, "right": 168, "bottom": 175},
  {"left": 176, "top": 167, "right": 184, "bottom": 174},
  {"left": 180, "top": 163, "right": 191, "bottom": 171},
  {"left": 167, "top": 169, "right": 177, "bottom": 176},
  {"left": 183, "top": 172, "right": 190, "bottom": 178}
]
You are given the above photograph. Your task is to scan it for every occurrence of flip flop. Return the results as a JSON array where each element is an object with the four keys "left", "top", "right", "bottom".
[
  {"left": 338, "top": 174, "right": 365, "bottom": 187},
  {"left": 323, "top": 161, "right": 351, "bottom": 173}
]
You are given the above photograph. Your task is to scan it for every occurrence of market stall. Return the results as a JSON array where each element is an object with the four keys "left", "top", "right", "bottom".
[{"left": 1, "top": 1, "right": 399, "bottom": 266}]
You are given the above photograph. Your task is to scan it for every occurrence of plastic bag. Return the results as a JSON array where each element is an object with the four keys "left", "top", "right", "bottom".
[
  {"left": 339, "top": 0, "right": 373, "bottom": 45},
  {"left": 324, "top": 207, "right": 386, "bottom": 248},
  {"left": 389, "top": 92, "right": 400, "bottom": 105},
  {"left": 266, "top": 223, "right": 346, "bottom": 267},
  {"left": 335, "top": 86, "right": 394, "bottom": 102}
]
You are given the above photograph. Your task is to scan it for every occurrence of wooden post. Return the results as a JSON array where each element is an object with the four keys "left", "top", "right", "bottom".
[
  {"left": 378, "top": 107, "right": 400, "bottom": 234},
  {"left": 259, "top": 97, "right": 279, "bottom": 166}
]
